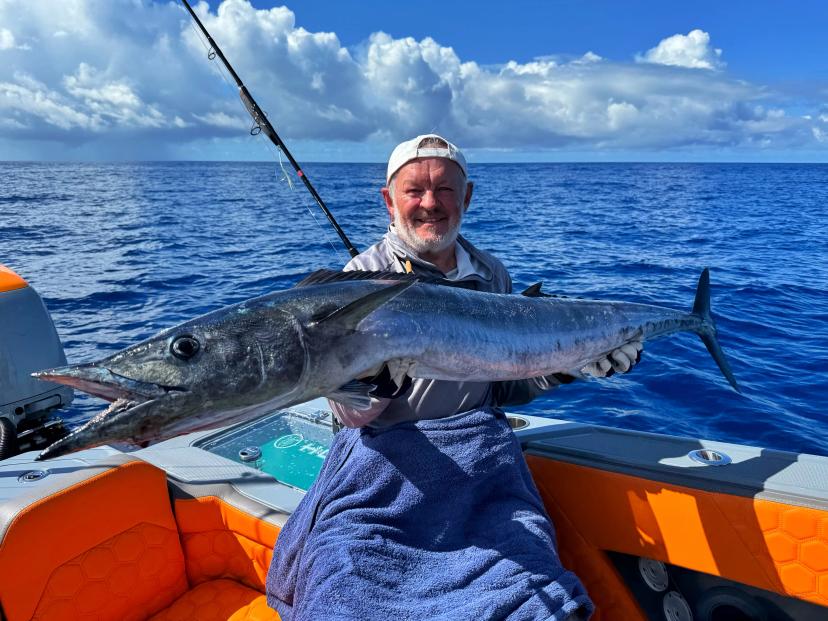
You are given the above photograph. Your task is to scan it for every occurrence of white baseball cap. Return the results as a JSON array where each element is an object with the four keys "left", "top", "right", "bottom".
[{"left": 386, "top": 134, "right": 468, "bottom": 183}]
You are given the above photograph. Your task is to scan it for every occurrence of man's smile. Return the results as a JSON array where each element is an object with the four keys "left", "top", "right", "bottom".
[{"left": 414, "top": 214, "right": 448, "bottom": 225}]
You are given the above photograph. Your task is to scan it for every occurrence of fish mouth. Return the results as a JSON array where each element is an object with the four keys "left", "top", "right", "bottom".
[
  {"left": 33, "top": 364, "right": 188, "bottom": 461},
  {"left": 33, "top": 363, "right": 187, "bottom": 403}
]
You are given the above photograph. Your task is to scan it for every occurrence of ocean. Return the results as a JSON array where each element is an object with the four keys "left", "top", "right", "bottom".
[{"left": 1, "top": 161, "right": 826, "bottom": 456}]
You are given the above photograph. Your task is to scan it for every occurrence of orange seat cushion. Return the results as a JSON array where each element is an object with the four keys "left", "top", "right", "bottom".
[
  {"left": 0, "top": 460, "right": 188, "bottom": 621},
  {"left": 148, "top": 579, "right": 280, "bottom": 621},
  {"left": 30, "top": 522, "right": 188, "bottom": 621}
]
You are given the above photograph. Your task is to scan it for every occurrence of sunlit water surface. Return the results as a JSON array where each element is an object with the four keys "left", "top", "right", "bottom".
[{"left": 1, "top": 161, "right": 826, "bottom": 455}]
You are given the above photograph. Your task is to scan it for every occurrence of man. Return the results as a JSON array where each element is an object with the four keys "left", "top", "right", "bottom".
[
  {"left": 331, "top": 134, "right": 641, "bottom": 428},
  {"left": 267, "top": 134, "right": 641, "bottom": 620}
]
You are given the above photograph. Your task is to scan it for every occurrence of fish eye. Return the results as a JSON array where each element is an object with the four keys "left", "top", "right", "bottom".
[{"left": 170, "top": 335, "right": 200, "bottom": 360}]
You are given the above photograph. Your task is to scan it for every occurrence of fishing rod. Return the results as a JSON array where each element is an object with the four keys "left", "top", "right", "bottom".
[{"left": 180, "top": 0, "right": 359, "bottom": 259}]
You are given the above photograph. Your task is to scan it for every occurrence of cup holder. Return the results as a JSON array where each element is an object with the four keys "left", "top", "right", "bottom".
[
  {"left": 688, "top": 449, "right": 732, "bottom": 466},
  {"left": 507, "top": 416, "right": 529, "bottom": 430}
]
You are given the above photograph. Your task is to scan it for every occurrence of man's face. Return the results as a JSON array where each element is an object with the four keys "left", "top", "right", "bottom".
[{"left": 381, "top": 158, "right": 473, "bottom": 257}]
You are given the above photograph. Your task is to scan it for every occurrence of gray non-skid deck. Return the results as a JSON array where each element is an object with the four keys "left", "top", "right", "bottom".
[{"left": 2, "top": 399, "right": 826, "bottom": 518}]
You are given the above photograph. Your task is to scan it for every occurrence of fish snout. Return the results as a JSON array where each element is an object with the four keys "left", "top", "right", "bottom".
[{"left": 32, "top": 364, "right": 177, "bottom": 402}]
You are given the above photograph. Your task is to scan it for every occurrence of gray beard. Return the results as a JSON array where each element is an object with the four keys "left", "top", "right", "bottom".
[{"left": 392, "top": 208, "right": 462, "bottom": 257}]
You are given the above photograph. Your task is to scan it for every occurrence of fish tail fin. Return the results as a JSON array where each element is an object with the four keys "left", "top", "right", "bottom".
[{"left": 691, "top": 268, "right": 741, "bottom": 393}]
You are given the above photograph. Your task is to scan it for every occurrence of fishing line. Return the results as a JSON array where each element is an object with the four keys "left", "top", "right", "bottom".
[
  {"left": 186, "top": 16, "right": 348, "bottom": 265},
  {"left": 180, "top": 0, "right": 359, "bottom": 261},
  {"left": 263, "top": 138, "right": 349, "bottom": 263},
  {"left": 275, "top": 148, "right": 295, "bottom": 191}
]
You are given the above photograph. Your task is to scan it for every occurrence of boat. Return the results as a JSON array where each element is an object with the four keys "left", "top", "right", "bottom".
[
  {"left": 2, "top": 400, "right": 828, "bottom": 621},
  {"left": 1, "top": 264, "right": 826, "bottom": 621}
]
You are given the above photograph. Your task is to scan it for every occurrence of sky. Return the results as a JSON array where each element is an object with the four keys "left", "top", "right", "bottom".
[{"left": 1, "top": 0, "right": 826, "bottom": 162}]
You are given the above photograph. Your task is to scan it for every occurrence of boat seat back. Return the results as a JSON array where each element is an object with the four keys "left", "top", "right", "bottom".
[
  {"left": 166, "top": 478, "right": 283, "bottom": 593},
  {"left": 0, "top": 455, "right": 188, "bottom": 621}
]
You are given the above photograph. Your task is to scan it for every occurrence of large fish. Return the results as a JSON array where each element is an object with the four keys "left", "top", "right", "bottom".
[{"left": 34, "top": 268, "right": 738, "bottom": 460}]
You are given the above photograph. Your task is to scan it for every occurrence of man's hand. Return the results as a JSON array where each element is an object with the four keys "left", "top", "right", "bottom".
[{"left": 581, "top": 341, "right": 643, "bottom": 378}]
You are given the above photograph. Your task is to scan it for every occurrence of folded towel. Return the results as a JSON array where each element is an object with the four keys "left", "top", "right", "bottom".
[{"left": 266, "top": 408, "right": 593, "bottom": 621}]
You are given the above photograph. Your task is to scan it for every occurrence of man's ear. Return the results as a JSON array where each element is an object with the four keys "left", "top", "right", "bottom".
[
  {"left": 381, "top": 187, "right": 394, "bottom": 222},
  {"left": 463, "top": 181, "right": 474, "bottom": 212}
]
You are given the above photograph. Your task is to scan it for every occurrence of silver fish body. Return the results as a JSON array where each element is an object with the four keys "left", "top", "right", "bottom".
[{"left": 34, "top": 269, "right": 738, "bottom": 459}]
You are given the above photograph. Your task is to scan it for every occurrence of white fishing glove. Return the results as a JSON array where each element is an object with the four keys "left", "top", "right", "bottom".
[{"left": 581, "top": 340, "right": 643, "bottom": 378}]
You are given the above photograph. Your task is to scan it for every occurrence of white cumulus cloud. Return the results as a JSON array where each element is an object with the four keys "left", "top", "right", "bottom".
[
  {"left": 0, "top": 73, "right": 98, "bottom": 131},
  {"left": 0, "top": 27, "right": 30, "bottom": 51},
  {"left": 638, "top": 29, "right": 724, "bottom": 70},
  {"left": 0, "top": 1, "right": 822, "bottom": 159},
  {"left": 0, "top": 28, "right": 16, "bottom": 50},
  {"left": 63, "top": 63, "right": 166, "bottom": 128}
]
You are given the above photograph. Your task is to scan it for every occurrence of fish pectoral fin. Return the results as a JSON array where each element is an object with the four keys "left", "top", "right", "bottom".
[
  {"left": 327, "top": 380, "right": 375, "bottom": 411},
  {"left": 310, "top": 280, "right": 416, "bottom": 331}
]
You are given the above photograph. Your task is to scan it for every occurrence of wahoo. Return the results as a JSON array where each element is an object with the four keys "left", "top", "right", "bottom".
[{"left": 34, "top": 268, "right": 738, "bottom": 460}]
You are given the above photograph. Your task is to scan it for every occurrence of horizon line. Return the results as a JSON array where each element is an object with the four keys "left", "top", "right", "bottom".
[{"left": 1, "top": 159, "right": 826, "bottom": 165}]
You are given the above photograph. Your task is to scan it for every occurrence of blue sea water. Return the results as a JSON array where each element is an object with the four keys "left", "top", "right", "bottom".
[{"left": 1, "top": 161, "right": 826, "bottom": 456}]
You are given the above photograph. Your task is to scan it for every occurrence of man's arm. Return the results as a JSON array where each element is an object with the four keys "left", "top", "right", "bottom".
[
  {"left": 491, "top": 375, "right": 574, "bottom": 408},
  {"left": 329, "top": 396, "right": 391, "bottom": 428},
  {"left": 328, "top": 364, "right": 413, "bottom": 427}
]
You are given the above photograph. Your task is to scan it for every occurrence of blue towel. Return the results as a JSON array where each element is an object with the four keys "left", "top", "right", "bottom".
[{"left": 266, "top": 408, "right": 593, "bottom": 621}]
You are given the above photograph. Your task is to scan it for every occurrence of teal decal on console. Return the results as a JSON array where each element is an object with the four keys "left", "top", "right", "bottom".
[
  {"left": 260, "top": 432, "right": 329, "bottom": 490},
  {"left": 273, "top": 433, "right": 304, "bottom": 449}
]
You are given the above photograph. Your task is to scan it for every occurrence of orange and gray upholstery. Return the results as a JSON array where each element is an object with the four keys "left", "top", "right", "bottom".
[{"left": 0, "top": 453, "right": 281, "bottom": 621}]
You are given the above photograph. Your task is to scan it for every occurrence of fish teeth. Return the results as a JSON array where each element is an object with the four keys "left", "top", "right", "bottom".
[{"left": 387, "top": 358, "right": 416, "bottom": 387}]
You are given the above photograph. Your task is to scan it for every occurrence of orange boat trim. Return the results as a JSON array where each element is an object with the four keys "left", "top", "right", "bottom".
[
  {"left": 0, "top": 265, "right": 27, "bottom": 293},
  {"left": 527, "top": 454, "right": 828, "bottom": 616}
]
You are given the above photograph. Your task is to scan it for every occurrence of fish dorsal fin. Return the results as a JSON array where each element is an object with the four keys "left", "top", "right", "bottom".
[
  {"left": 520, "top": 282, "right": 572, "bottom": 299},
  {"left": 310, "top": 280, "right": 416, "bottom": 331},
  {"left": 295, "top": 269, "right": 458, "bottom": 288},
  {"left": 521, "top": 282, "right": 546, "bottom": 297},
  {"left": 521, "top": 282, "right": 560, "bottom": 298}
]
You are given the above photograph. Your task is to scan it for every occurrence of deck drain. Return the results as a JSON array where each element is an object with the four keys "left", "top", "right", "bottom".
[{"left": 688, "top": 449, "right": 732, "bottom": 466}]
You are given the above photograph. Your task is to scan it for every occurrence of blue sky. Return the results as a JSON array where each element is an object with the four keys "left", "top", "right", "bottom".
[{"left": 1, "top": 0, "right": 826, "bottom": 162}]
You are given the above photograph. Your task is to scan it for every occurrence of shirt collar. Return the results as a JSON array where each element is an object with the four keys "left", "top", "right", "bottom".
[
  {"left": 444, "top": 241, "right": 477, "bottom": 280},
  {"left": 385, "top": 226, "right": 490, "bottom": 281}
]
